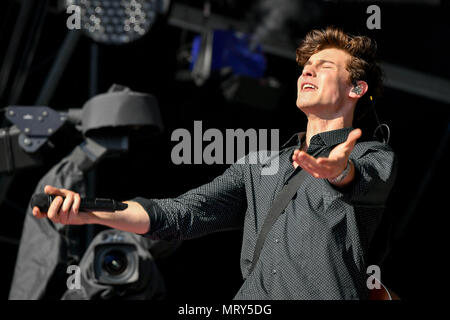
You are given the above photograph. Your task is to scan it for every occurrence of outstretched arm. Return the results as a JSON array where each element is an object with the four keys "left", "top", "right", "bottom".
[{"left": 33, "top": 163, "right": 246, "bottom": 240}]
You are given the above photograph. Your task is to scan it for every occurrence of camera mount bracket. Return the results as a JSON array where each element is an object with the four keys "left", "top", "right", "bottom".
[{"left": 5, "top": 106, "right": 66, "bottom": 153}]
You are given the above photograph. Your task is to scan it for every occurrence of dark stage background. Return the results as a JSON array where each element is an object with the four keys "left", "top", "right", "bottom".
[{"left": 0, "top": 0, "right": 449, "bottom": 300}]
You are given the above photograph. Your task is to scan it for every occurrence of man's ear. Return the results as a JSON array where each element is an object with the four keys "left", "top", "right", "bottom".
[{"left": 349, "top": 80, "right": 368, "bottom": 98}]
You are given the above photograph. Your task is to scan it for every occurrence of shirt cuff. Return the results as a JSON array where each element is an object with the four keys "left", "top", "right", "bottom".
[
  {"left": 130, "top": 197, "right": 164, "bottom": 238},
  {"left": 323, "top": 159, "right": 361, "bottom": 199}
]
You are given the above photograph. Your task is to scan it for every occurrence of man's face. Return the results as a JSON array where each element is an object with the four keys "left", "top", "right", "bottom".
[{"left": 296, "top": 48, "right": 353, "bottom": 112}]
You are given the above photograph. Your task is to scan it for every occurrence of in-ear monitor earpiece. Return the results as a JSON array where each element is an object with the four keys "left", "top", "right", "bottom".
[{"left": 352, "top": 85, "right": 363, "bottom": 95}]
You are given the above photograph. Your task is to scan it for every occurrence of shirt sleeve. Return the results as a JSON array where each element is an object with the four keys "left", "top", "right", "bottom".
[
  {"left": 131, "top": 163, "right": 247, "bottom": 241},
  {"left": 324, "top": 142, "right": 398, "bottom": 207}
]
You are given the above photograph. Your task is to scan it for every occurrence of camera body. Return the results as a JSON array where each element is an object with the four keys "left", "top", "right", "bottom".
[{"left": 62, "top": 229, "right": 167, "bottom": 300}]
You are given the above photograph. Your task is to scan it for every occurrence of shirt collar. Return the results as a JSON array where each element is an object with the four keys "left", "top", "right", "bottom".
[
  {"left": 281, "top": 127, "right": 354, "bottom": 150},
  {"left": 309, "top": 127, "right": 354, "bottom": 148},
  {"left": 281, "top": 132, "right": 306, "bottom": 149}
]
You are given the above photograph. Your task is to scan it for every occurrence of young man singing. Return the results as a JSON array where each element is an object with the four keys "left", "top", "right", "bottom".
[{"left": 33, "top": 27, "right": 397, "bottom": 299}]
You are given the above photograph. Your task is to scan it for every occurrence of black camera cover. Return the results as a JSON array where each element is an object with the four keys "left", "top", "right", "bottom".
[{"left": 61, "top": 229, "right": 166, "bottom": 300}]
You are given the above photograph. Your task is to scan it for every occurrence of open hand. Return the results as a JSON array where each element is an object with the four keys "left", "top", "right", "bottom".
[{"left": 292, "top": 128, "right": 362, "bottom": 181}]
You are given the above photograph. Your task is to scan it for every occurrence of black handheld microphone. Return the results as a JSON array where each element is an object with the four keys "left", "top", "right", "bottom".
[{"left": 30, "top": 193, "right": 128, "bottom": 213}]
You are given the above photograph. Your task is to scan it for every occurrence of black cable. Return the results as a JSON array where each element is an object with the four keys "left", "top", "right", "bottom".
[{"left": 370, "top": 95, "right": 391, "bottom": 144}]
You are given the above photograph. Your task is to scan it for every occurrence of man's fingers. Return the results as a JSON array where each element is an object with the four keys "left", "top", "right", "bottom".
[
  {"left": 294, "top": 152, "right": 324, "bottom": 177},
  {"left": 44, "top": 185, "right": 66, "bottom": 197},
  {"left": 47, "top": 196, "right": 63, "bottom": 221},
  {"left": 330, "top": 128, "right": 362, "bottom": 158},
  {"left": 292, "top": 149, "right": 301, "bottom": 161},
  {"left": 38, "top": 186, "right": 82, "bottom": 225},
  {"left": 298, "top": 161, "right": 321, "bottom": 178},
  {"left": 294, "top": 151, "right": 317, "bottom": 171},
  {"left": 32, "top": 206, "right": 47, "bottom": 219},
  {"left": 61, "top": 192, "right": 74, "bottom": 215},
  {"left": 59, "top": 193, "right": 73, "bottom": 224},
  {"left": 296, "top": 151, "right": 323, "bottom": 170},
  {"left": 295, "top": 151, "right": 344, "bottom": 178},
  {"left": 316, "top": 157, "right": 336, "bottom": 172},
  {"left": 352, "top": 128, "right": 362, "bottom": 139},
  {"left": 295, "top": 150, "right": 315, "bottom": 164},
  {"left": 345, "top": 129, "right": 362, "bottom": 147},
  {"left": 73, "top": 193, "right": 81, "bottom": 215}
]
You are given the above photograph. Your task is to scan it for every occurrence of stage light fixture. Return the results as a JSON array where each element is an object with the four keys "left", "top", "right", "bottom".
[{"left": 66, "top": 0, "right": 160, "bottom": 44}]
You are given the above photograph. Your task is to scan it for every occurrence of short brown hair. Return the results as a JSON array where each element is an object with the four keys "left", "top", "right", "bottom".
[{"left": 296, "top": 26, "right": 383, "bottom": 123}]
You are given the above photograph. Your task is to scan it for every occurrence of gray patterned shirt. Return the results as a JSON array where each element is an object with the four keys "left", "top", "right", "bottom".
[{"left": 133, "top": 127, "right": 397, "bottom": 300}]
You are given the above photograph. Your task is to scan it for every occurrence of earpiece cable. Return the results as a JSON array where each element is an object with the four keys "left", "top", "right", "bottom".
[{"left": 370, "top": 95, "right": 391, "bottom": 144}]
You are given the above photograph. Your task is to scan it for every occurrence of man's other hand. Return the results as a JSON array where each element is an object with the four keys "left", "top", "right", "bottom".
[{"left": 32, "top": 185, "right": 90, "bottom": 225}]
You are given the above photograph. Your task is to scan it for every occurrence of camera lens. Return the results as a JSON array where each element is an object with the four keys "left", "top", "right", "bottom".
[{"left": 102, "top": 250, "right": 128, "bottom": 275}]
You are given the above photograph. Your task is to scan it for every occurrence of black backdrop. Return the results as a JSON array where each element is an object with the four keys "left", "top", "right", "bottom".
[{"left": 0, "top": 0, "right": 449, "bottom": 300}]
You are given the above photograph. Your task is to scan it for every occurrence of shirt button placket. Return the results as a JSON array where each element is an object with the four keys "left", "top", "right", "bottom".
[{"left": 271, "top": 236, "right": 280, "bottom": 277}]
